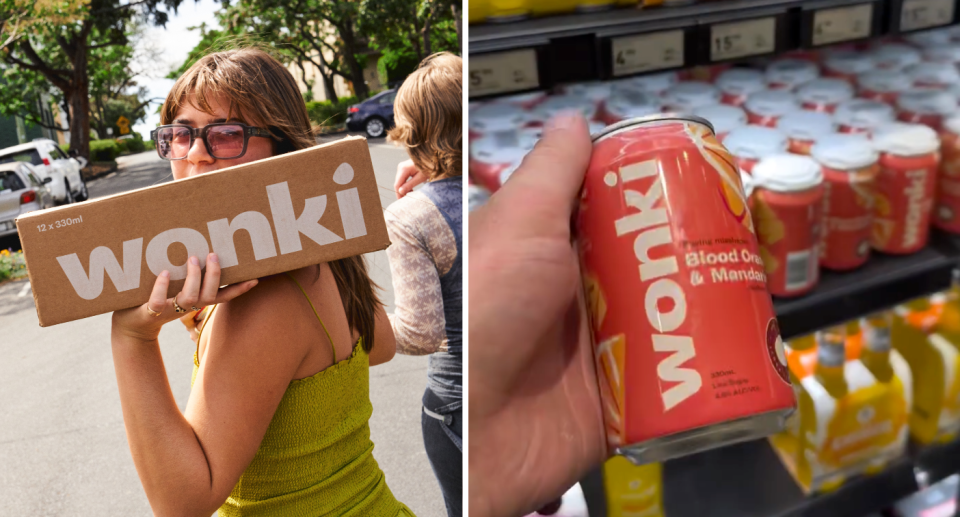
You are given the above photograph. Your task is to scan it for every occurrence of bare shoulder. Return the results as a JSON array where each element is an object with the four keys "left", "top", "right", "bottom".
[{"left": 201, "top": 273, "right": 310, "bottom": 363}]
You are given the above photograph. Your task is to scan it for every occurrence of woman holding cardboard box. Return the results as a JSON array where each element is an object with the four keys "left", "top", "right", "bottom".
[
  {"left": 385, "top": 52, "right": 463, "bottom": 517},
  {"left": 109, "top": 48, "right": 415, "bottom": 516}
]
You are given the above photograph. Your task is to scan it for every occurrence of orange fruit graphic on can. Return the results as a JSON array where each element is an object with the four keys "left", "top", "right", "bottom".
[{"left": 577, "top": 115, "right": 796, "bottom": 464}]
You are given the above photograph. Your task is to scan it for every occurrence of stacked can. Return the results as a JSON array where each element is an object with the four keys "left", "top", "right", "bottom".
[
  {"left": 777, "top": 111, "right": 836, "bottom": 155},
  {"left": 578, "top": 114, "right": 796, "bottom": 464},
  {"left": 796, "top": 79, "right": 854, "bottom": 114},
  {"left": 896, "top": 89, "right": 957, "bottom": 131},
  {"left": 834, "top": 99, "right": 896, "bottom": 134},
  {"left": 692, "top": 104, "right": 748, "bottom": 142},
  {"left": 904, "top": 62, "right": 960, "bottom": 89},
  {"left": 765, "top": 59, "right": 819, "bottom": 90},
  {"left": 821, "top": 50, "right": 875, "bottom": 85},
  {"left": 724, "top": 125, "right": 789, "bottom": 173},
  {"left": 869, "top": 43, "right": 922, "bottom": 70},
  {"left": 716, "top": 69, "right": 767, "bottom": 107},
  {"left": 750, "top": 154, "right": 825, "bottom": 298},
  {"left": 811, "top": 134, "right": 880, "bottom": 271},
  {"left": 600, "top": 87, "right": 663, "bottom": 125},
  {"left": 857, "top": 70, "right": 912, "bottom": 105},
  {"left": 745, "top": 89, "right": 802, "bottom": 127},
  {"left": 662, "top": 81, "right": 721, "bottom": 113},
  {"left": 870, "top": 123, "right": 940, "bottom": 254},
  {"left": 935, "top": 114, "right": 960, "bottom": 233}
]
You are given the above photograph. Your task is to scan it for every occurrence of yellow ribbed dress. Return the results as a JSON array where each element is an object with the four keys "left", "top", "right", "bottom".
[{"left": 192, "top": 276, "right": 416, "bottom": 517}]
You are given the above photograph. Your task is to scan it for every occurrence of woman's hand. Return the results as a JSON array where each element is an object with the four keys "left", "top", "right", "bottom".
[
  {"left": 469, "top": 112, "right": 606, "bottom": 517},
  {"left": 112, "top": 253, "right": 258, "bottom": 343},
  {"left": 394, "top": 158, "right": 427, "bottom": 198}
]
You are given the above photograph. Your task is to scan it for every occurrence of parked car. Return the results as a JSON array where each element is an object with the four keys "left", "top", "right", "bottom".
[
  {"left": 346, "top": 89, "right": 397, "bottom": 138},
  {"left": 0, "top": 161, "right": 54, "bottom": 238},
  {"left": 0, "top": 139, "right": 88, "bottom": 205}
]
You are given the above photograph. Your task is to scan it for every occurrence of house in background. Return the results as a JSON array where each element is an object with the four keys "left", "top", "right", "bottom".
[{"left": 0, "top": 94, "right": 63, "bottom": 149}]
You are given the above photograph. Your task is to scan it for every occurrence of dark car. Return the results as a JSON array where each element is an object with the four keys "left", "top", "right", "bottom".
[{"left": 346, "top": 89, "right": 397, "bottom": 138}]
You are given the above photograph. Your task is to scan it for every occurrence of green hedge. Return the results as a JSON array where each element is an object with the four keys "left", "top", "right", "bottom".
[
  {"left": 116, "top": 137, "right": 146, "bottom": 155},
  {"left": 306, "top": 96, "right": 359, "bottom": 127},
  {"left": 90, "top": 139, "right": 121, "bottom": 162}
]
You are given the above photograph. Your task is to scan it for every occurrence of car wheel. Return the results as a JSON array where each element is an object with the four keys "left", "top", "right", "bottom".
[
  {"left": 365, "top": 117, "right": 386, "bottom": 138},
  {"left": 56, "top": 179, "right": 74, "bottom": 206},
  {"left": 74, "top": 176, "right": 89, "bottom": 202}
]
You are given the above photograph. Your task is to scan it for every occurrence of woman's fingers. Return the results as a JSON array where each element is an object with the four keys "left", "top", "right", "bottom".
[
  {"left": 178, "top": 255, "right": 203, "bottom": 308},
  {"left": 198, "top": 253, "right": 221, "bottom": 304},
  {"left": 213, "top": 280, "right": 259, "bottom": 304},
  {"left": 145, "top": 270, "right": 171, "bottom": 317}
]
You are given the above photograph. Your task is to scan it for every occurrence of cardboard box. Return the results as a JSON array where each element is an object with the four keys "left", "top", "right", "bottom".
[{"left": 17, "top": 136, "right": 390, "bottom": 326}]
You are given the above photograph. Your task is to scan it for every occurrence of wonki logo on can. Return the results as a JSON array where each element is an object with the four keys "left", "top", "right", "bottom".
[{"left": 767, "top": 318, "right": 790, "bottom": 384}]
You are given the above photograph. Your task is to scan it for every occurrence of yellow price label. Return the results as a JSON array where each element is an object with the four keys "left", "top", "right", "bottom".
[
  {"left": 900, "top": 0, "right": 955, "bottom": 31},
  {"left": 812, "top": 3, "right": 873, "bottom": 46},
  {"left": 710, "top": 17, "right": 776, "bottom": 62},
  {"left": 469, "top": 50, "right": 540, "bottom": 98}
]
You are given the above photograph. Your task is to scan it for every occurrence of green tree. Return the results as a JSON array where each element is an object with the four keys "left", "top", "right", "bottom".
[
  {"left": 0, "top": 0, "right": 185, "bottom": 159},
  {"left": 219, "top": 0, "right": 373, "bottom": 100},
  {"left": 89, "top": 24, "right": 161, "bottom": 139}
]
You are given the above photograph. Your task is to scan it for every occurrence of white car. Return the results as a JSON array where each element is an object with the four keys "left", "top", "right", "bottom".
[
  {"left": 0, "top": 162, "right": 54, "bottom": 238},
  {"left": 0, "top": 139, "right": 88, "bottom": 205}
]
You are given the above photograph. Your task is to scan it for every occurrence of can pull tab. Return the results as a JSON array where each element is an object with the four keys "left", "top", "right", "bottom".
[{"left": 914, "top": 466, "right": 931, "bottom": 491}]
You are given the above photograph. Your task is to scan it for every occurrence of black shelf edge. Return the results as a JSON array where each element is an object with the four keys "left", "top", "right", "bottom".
[{"left": 774, "top": 231, "right": 960, "bottom": 340}]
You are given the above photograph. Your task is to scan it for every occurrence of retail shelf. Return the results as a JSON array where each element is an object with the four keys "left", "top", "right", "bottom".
[
  {"left": 581, "top": 437, "right": 960, "bottom": 517},
  {"left": 468, "top": 0, "right": 959, "bottom": 98},
  {"left": 773, "top": 231, "right": 960, "bottom": 340}
]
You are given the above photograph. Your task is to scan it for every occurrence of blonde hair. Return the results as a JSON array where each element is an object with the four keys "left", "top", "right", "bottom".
[
  {"left": 388, "top": 52, "right": 462, "bottom": 180},
  {"left": 162, "top": 47, "right": 382, "bottom": 351}
]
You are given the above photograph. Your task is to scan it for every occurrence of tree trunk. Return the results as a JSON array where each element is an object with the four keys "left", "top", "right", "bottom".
[
  {"left": 320, "top": 69, "right": 338, "bottom": 103},
  {"left": 338, "top": 26, "right": 369, "bottom": 100},
  {"left": 69, "top": 46, "right": 91, "bottom": 159},
  {"left": 423, "top": 14, "right": 433, "bottom": 56},
  {"left": 452, "top": 4, "right": 461, "bottom": 53}
]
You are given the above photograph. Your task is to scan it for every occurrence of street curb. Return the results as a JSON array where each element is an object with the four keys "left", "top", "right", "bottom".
[{"left": 81, "top": 161, "right": 118, "bottom": 181}]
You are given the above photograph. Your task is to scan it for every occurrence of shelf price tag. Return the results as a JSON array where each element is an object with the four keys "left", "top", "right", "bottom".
[
  {"left": 710, "top": 17, "right": 776, "bottom": 62},
  {"left": 812, "top": 3, "right": 874, "bottom": 46},
  {"left": 900, "top": 0, "right": 955, "bottom": 31},
  {"left": 611, "top": 30, "right": 685, "bottom": 77},
  {"left": 469, "top": 50, "right": 540, "bottom": 98}
]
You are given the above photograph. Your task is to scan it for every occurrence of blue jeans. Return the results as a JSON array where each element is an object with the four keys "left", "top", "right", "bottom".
[{"left": 422, "top": 386, "right": 462, "bottom": 517}]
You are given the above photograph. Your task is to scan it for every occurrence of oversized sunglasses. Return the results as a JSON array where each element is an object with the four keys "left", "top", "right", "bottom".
[{"left": 150, "top": 123, "right": 275, "bottom": 161}]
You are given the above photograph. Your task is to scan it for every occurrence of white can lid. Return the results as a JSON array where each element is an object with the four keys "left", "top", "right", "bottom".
[
  {"left": 777, "top": 111, "right": 836, "bottom": 140},
  {"left": 897, "top": 88, "right": 958, "bottom": 115},
  {"left": 499, "top": 160, "right": 523, "bottom": 185},
  {"left": 811, "top": 133, "right": 878, "bottom": 170},
  {"left": 905, "top": 62, "right": 960, "bottom": 86},
  {"left": 834, "top": 99, "right": 896, "bottom": 129},
  {"left": 745, "top": 89, "right": 802, "bottom": 117},
  {"left": 565, "top": 82, "right": 613, "bottom": 103},
  {"left": 923, "top": 44, "right": 960, "bottom": 64},
  {"left": 870, "top": 43, "right": 922, "bottom": 69},
  {"left": 905, "top": 29, "right": 953, "bottom": 48},
  {"left": 469, "top": 103, "right": 528, "bottom": 133},
  {"left": 724, "top": 125, "right": 789, "bottom": 159},
  {"left": 531, "top": 94, "right": 598, "bottom": 122},
  {"left": 796, "top": 78, "right": 855, "bottom": 105},
  {"left": 588, "top": 121, "right": 607, "bottom": 136},
  {"left": 615, "top": 71, "right": 679, "bottom": 94},
  {"left": 871, "top": 122, "right": 940, "bottom": 156},
  {"left": 740, "top": 169, "right": 754, "bottom": 196},
  {"left": 469, "top": 132, "right": 538, "bottom": 162},
  {"left": 753, "top": 153, "right": 824, "bottom": 192},
  {"left": 765, "top": 59, "right": 820, "bottom": 87},
  {"left": 692, "top": 104, "right": 747, "bottom": 134},
  {"left": 944, "top": 113, "right": 960, "bottom": 135},
  {"left": 821, "top": 50, "right": 875, "bottom": 75},
  {"left": 663, "top": 81, "right": 721, "bottom": 110},
  {"left": 497, "top": 91, "right": 547, "bottom": 107},
  {"left": 857, "top": 69, "right": 913, "bottom": 93},
  {"left": 715, "top": 68, "right": 766, "bottom": 95},
  {"left": 605, "top": 89, "right": 663, "bottom": 120}
]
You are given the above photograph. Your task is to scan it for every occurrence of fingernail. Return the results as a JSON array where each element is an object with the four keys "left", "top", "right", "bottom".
[
  {"left": 161, "top": 270, "right": 170, "bottom": 278},
  {"left": 209, "top": 253, "right": 219, "bottom": 264},
  {"left": 545, "top": 110, "right": 581, "bottom": 134},
  {"left": 190, "top": 256, "right": 200, "bottom": 266}
]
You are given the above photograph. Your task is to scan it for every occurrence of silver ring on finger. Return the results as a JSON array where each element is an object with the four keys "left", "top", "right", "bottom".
[{"left": 173, "top": 295, "right": 187, "bottom": 314}]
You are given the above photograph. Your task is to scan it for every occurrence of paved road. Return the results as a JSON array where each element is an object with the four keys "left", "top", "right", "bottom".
[{"left": 0, "top": 140, "right": 447, "bottom": 516}]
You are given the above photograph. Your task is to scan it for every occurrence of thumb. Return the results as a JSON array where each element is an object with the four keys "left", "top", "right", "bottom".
[{"left": 495, "top": 111, "right": 592, "bottom": 239}]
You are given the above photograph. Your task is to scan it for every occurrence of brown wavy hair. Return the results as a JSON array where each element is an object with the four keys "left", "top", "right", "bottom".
[
  {"left": 388, "top": 52, "right": 462, "bottom": 180},
  {"left": 161, "top": 47, "right": 382, "bottom": 351}
]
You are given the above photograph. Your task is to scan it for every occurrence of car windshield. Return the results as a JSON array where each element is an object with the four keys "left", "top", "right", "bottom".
[
  {"left": 0, "top": 149, "right": 42, "bottom": 167},
  {"left": 0, "top": 170, "right": 25, "bottom": 191}
]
